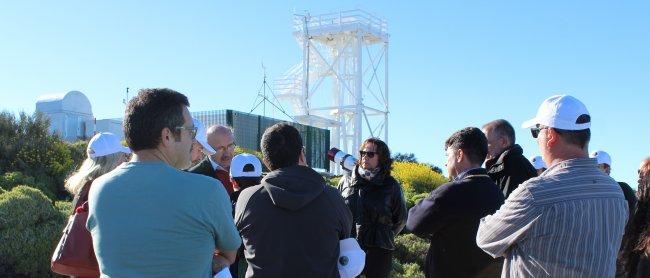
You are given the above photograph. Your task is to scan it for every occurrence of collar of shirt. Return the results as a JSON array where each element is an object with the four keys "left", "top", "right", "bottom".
[
  {"left": 208, "top": 156, "right": 225, "bottom": 172},
  {"left": 454, "top": 167, "right": 482, "bottom": 181},
  {"left": 541, "top": 157, "right": 598, "bottom": 177}
]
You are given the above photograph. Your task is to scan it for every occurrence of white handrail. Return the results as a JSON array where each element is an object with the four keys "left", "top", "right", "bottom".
[{"left": 293, "top": 9, "right": 387, "bottom": 34}]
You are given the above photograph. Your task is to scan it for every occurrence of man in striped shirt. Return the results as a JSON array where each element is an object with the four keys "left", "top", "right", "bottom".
[{"left": 477, "top": 95, "right": 628, "bottom": 277}]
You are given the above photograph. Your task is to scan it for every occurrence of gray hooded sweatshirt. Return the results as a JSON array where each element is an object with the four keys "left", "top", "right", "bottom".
[{"left": 235, "top": 165, "right": 352, "bottom": 278}]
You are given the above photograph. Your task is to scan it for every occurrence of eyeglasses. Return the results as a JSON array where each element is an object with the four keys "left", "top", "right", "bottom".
[
  {"left": 530, "top": 125, "right": 549, "bottom": 139},
  {"left": 215, "top": 142, "right": 236, "bottom": 152},
  {"left": 359, "top": 151, "right": 377, "bottom": 158},
  {"left": 175, "top": 125, "right": 198, "bottom": 139}
]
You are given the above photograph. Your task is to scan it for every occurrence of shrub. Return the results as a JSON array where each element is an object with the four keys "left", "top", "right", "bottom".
[
  {"left": 327, "top": 175, "right": 342, "bottom": 188},
  {"left": 0, "top": 171, "right": 57, "bottom": 201},
  {"left": 391, "top": 259, "right": 425, "bottom": 278},
  {"left": 0, "top": 186, "right": 68, "bottom": 277},
  {"left": 55, "top": 201, "right": 73, "bottom": 216},
  {"left": 0, "top": 112, "right": 76, "bottom": 199},
  {"left": 392, "top": 162, "right": 447, "bottom": 196},
  {"left": 67, "top": 140, "right": 89, "bottom": 169},
  {"left": 394, "top": 233, "right": 429, "bottom": 270},
  {"left": 404, "top": 191, "right": 429, "bottom": 211}
]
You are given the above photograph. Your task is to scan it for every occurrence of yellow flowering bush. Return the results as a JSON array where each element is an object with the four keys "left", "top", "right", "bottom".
[{"left": 393, "top": 161, "right": 447, "bottom": 194}]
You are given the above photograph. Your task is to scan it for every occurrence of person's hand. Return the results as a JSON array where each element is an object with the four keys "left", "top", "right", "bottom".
[{"left": 211, "top": 254, "right": 229, "bottom": 274}]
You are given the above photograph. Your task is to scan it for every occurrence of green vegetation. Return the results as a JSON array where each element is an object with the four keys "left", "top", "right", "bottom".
[
  {"left": 0, "top": 186, "right": 70, "bottom": 277},
  {"left": 0, "top": 111, "right": 445, "bottom": 277}
]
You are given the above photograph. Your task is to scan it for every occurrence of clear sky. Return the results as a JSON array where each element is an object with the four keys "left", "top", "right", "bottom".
[{"left": 1, "top": 1, "right": 648, "bottom": 187}]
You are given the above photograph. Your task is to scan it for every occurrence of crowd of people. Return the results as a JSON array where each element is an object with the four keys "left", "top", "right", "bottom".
[{"left": 60, "top": 88, "right": 650, "bottom": 278}]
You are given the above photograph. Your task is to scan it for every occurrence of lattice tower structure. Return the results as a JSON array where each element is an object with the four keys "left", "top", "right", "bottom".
[{"left": 274, "top": 10, "right": 389, "bottom": 173}]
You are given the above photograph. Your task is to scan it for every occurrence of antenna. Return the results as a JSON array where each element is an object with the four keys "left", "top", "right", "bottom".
[
  {"left": 122, "top": 87, "right": 130, "bottom": 105},
  {"left": 249, "top": 63, "right": 295, "bottom": 121}
]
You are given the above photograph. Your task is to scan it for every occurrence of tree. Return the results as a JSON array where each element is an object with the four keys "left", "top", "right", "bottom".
[
  {"left": 0, "top": 111, "right": 75, "bottom": 199},
  {"left": 393, "top": 153, "right": 418, "bottom": 163}
]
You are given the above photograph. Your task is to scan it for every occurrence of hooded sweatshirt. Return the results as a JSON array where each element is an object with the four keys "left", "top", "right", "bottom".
[{"left": 235, "top": 165, "right": 353, "bottom": 278}]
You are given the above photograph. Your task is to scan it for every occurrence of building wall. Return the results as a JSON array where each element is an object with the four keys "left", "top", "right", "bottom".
[
  {"left": 95, "top": 119, "right": 124, "bottom": 140},
  {"left": 36, "top": 91, "right": 95, "bottom": 142}
]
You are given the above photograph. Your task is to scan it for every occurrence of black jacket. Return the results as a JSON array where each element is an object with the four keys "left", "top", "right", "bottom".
[
  {"left": 618, "top": 182, "right": 638, "bottom": 221},
  {"left": 187, "top": 157, "right": 214, "bottom": 176},
  {"left": 187, "top": 157, "right": 234, "bottom": 194},
  {"left": 485, "top": 144, "right": 537, "bottom": 198},
  {"left": 407, "top": 168, "right": 505, "bottom": 278},
  {"left": 234, "top": 165, "right": 352, "bottom": 278},
  {"left": 338, "top": 166, "right": 407, "bottom": 251}
]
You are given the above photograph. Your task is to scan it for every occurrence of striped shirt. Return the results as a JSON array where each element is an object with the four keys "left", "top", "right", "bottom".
[{"left": 476, "top": 157, "right": 628, "bottom": 277}]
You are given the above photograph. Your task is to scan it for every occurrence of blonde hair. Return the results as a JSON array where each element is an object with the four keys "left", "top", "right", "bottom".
[{"left": 64, "top": 152, "right": 125, "bottom": 195}]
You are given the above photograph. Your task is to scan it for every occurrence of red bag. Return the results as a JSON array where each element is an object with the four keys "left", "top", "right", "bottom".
[{"left": 51, "top": 201, "right": 100, "bottom": 277}]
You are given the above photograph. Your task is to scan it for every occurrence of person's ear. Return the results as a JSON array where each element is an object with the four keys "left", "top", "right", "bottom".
[
  {"left": 160, "top": 127, "right": 173, "bottom": 147},
  {"left": 546, "top": 128, "right": 559, "bottom": 148},
  {"left": 298, "top": 149, "right": 307, "bottom": 166},
  {"left": 456, "top": 149, "right": 464, "bottom": 163}
]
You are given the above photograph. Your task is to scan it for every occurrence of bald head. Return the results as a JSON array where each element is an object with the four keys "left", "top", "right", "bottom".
[
  {"left": 207, "top": 125, "right": 233, "bottom": 138},
  {"left": 207, "top": 125, "right": 235, "bottom": 170}
]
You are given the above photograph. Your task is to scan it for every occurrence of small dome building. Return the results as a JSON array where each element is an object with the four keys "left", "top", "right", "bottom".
[{"left": 35, "top": 91, "right": 94, "bottom": 141}]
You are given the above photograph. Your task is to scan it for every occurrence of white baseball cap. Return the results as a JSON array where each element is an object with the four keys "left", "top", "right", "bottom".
[
  {"left": 590, "top": 150, "right": 612, "bottom": 166},
  {"left": 87, "top": 132, "right": 131, "bottom": 158},
  {"left": 529, "top": 155, "right": 547, "bottom": 170},
  {"left": 230, "top": 153, "right": 262, "bottom": 178},
  {"left": 338, "top": 238, "right": 366, "bottom": 278},
  {"left": 192, "top": 117, "right": 216, "bottom": 155},
  {"left": 522, "top": 95, "right": 591, "bottom": 130}
]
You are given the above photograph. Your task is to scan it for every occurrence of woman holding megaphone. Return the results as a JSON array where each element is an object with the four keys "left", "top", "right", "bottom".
[{"left": 337, "top": 138, "right": 407, "bottom": 278}]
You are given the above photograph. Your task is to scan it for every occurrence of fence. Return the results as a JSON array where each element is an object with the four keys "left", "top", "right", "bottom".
[{"left": 191, "top": 110, "right": 330, "bottom": 171}]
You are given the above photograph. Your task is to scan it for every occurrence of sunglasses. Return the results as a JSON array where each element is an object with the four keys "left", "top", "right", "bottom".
[
  {"left": 176, "top": 125, "right": 198, "bottom": 139},
  {"left": 530, "top": 125, "right": 549, "bottom": 139},
  {"left": 359, "top": 151, "right": 377, "bottom": 158}
]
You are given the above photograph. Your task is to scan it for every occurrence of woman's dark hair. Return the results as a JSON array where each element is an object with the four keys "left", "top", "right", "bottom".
[
  {"left": 619, "top": 159, "right": 650, "bottom": 276},
  {"left": 124, "top": 88, "right": 189, "bottom": 151},
  {"left": 260, "top": 123, "right": 303, "bottom": 171},
  {"left": 360, "top": 137, "right": 393, "bottom": 177}
]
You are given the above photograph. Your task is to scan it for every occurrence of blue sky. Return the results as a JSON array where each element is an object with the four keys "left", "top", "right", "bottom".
[{"left": 1, "top": 1, "right": 649, "bottom": 187}]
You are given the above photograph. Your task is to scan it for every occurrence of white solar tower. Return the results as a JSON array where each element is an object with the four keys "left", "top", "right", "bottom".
[{"left": 274, "top": 9, "right": 389, "bottom": 172}]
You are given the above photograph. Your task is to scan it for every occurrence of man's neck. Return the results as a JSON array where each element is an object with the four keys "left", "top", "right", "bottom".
[
  {"left": 131, "top": 149, "right": 172, "bottom": 166},
  {"left": 453, "top": 164, "right": 482, "bottom": 180},
  {"left": 208, "top": 156, "right": 228, "bottom": 172},
  {"left": 546, "top": 147, "right": 589, "bottom": 168}
]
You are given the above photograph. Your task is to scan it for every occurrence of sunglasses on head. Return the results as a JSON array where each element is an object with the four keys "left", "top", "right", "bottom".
[
  {"left": 530, "top": 125, "right": 549, "bottom": 139},
  {"left": 359, "top": 151, "right": 377, "bottom": 158}
]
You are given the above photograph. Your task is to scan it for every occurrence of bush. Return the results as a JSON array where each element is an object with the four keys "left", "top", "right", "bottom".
[
  {"left": 394, "top": 234, "right": 429, "bottom": 269},
  {"left": 0, "top": 112, "right": 76, "bottom": 198},
  {"left": 405, "top": 192, "right": 430, "bottom": 210},
  {"left": 0, "top": 186, "right": 68, "bottom": 277},
  {"left": 393, "top": 162, "right": 447, "bottom": 195},
  {"left": 391, "top": 259, "right": 425, "bottom": 278},
  {"left": 0, "top": 172, "right": 57, "bottom": 201},
  {"left": 55, "top": 201, "right": 73, "bottom": 216},
  {"left": 392, "top": 162, "right": 447, "bottom": 209},
  {"left": 327, "top": 175, "right": 342, "bottom": 188},
  {"left": 67, "top": 140, "right": 89, "bottom": 169}
]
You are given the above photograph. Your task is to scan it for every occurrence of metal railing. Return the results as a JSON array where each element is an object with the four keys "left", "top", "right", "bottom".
[{"left": 293, "top": 9, "right": 388, "bottom": 35}]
